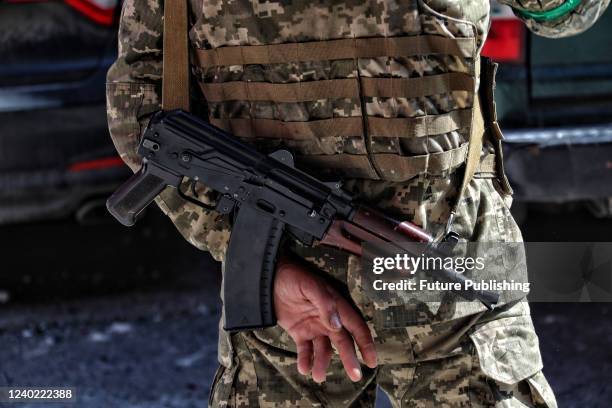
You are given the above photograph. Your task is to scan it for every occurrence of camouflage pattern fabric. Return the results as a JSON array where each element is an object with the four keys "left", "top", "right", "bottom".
[
  {"left": 211, "top": 301, "right": 558, "bottom": 407},
  {"left": 106, "top": 0, "right": 607, "bottom": 261},
  {"left": 499, "top": 0, "right": 610, "bottom": 38},
  {"left": 106, "top": 1, "right": 231, "bottom": 261},
  {"left": 194, "top": 0, "right": 483, "bottom": 183},
  {"left": 106, "top": 0, "right": 604, "bottom": 406}
]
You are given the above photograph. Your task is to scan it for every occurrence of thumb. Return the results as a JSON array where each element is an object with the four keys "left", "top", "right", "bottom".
[{"left": 300, "top": 275, "right": 343, "bottom": 332}]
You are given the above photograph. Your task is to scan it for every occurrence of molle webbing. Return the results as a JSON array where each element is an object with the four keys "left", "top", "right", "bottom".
[
  {"left": 209, "top": 117, "right": 363, "bottom": 140},
  {"left": 194, "top": 33, "right": 485, "bottom": 183},
  {"left": 200, "top": 73, "right": 474, "bottom": 103},
  {"left": 360, "top": 74, "right": 474, "bottom": 98},
  {"left": 374, "top": 144, "right": 471, "bottom": 181},
  {"left": 368, "top": 109, "right": 472, "bottom": 138},
  {"left": 210, "top": 109, "right": 472, "bottom": 141},
  {"left": 200, "top": 79, "right": 359, "bottom": 103},
  {"left": 295, "top": 142, "right": 496, "bottom": 182},
  {"left": 194, "top": 36, "right": 476, "bottom": 67}
]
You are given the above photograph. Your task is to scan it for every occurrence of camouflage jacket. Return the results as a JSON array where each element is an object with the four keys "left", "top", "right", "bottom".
[{"left": 107, "top": 0, "right": 608, "bottom": 266}]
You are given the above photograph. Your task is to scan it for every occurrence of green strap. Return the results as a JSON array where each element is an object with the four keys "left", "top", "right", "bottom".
[{"left": 516, "top": 0, "right": 582, "bottom": 22}]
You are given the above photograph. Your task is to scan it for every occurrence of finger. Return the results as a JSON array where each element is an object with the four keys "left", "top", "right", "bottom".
[
  {"left": 336, "top": 298, "right": 378, "bottom": 369},
  {"left": 329, "top": 329, "right": 362, "bottom": 382},
  {"left": 296, "top": 340, "right": 313, "bottom": 376},
  {"left": 311, "top": 336, "right": 332, "bottom": 383},
  {"left": 300, "top": 276, "right": 342, "bottom": 332}
]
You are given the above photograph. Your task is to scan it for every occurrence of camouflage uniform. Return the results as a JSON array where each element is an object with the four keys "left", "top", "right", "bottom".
[{"left": 107, "top": 0, "right": 608, "bottom": 406}]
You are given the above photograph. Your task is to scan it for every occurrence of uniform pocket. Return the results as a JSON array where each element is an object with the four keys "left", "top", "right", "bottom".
[
  {"left": 469, "top": 316, "right": 542, "bottom": 385},
  {"left": 468, "top": 316, "right": 557, "bottom": 407}
]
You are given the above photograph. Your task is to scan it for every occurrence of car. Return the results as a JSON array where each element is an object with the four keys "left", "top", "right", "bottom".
[
  {"left": 0, "top": 0, "right": 128, "bottom": 225},
  {"left": 485, "top": 3, "right": 612, "bottom": 219},
  {"left": 1, "top": 1, "right": 611, "bottom": 225}
]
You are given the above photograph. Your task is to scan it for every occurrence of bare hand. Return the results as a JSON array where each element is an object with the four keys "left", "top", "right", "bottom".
[{"left": 274, "top": 257, "right": 377, "bottom": 383}]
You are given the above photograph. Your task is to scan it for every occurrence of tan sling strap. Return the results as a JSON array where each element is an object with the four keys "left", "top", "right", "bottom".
[
  {"left": 459, "top": 58, "right": 510, "bottom": 201},
  {"left": 446, "top": 60, "right": 485, "bottom": 234},
  {"left": 460, "top": 93, "right": 485, "bottom": 197},
  {"left": 162, "top": 0, "right": 190, "bottom": 111}
]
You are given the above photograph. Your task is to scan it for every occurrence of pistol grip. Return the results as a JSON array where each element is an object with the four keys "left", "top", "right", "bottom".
[
  {"left": 223, "top": 205, "right": 284, "bottom": 331},
  {"left": 106, "top": 162, "right": 180, "bottom": 226}
]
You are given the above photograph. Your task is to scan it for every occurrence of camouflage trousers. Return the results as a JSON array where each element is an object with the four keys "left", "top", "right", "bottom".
[
  {"left": 209, "top": 301, "right": 557, "bottom": 408},
  {"left": 210, "top": 178, "right": 556, "bottom": 407}
]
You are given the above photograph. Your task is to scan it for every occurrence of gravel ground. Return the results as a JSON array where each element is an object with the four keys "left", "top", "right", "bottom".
[
  {"left": 0, "top": 290, "right": 220, "bottom": 408},
  {"left": 0, "top": 205, "right": 610, "bottom": 407}
]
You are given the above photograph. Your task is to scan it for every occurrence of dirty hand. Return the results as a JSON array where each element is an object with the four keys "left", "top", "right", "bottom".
[{"left": 273, "top": 256, "right": 377, "bottom": 383}]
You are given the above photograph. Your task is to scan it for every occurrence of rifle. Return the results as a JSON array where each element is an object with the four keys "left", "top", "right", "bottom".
[{"left": 107, "top": 110, "right": 499, "bottom": 331}]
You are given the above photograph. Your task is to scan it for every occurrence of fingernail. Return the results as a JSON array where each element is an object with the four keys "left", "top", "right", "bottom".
[
  {"left": 330, "top": 313, "right": 342, "bottom": 330},
  {"left": 352, "top": 368, "right": 362, "bottom": 381}
]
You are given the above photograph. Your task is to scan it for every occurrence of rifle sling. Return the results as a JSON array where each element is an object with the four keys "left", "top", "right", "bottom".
[{"left": 162, "top": 0, "right": 190, "bottom": 112}]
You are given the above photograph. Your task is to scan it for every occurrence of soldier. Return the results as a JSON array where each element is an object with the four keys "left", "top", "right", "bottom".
[{"left": 107, "top": 0, "right": 608, "bottom": 406}]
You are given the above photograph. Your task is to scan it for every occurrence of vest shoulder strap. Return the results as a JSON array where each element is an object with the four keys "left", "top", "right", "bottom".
[
  {"left": 162, "top": 0, "right": 190, "bottom": 112},
  {"left": 460, "top": 92, "right": 485, "bottom": 198},
  {"left": 446, "top": 59, "right": 485, "bottom": 235}
]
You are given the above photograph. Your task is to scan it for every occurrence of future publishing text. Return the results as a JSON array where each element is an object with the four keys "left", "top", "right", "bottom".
[{"left": 370, "top": 254, "right": 531, "bottom": 294}]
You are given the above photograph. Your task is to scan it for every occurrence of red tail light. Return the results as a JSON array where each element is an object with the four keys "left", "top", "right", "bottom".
[
  {"left": 68, "top": 156, "right": 125, "bottom": 172},
  {"left": 64, "top": 0, "right": 117, "bottom": 26},
  {"left": 482, "top": 18, "right": 525, "bottom": 63}
]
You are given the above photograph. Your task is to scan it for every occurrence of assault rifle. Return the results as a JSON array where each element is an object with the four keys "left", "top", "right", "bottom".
[{"left": 107, "top": 110, "right": 499, "bottom": 331}]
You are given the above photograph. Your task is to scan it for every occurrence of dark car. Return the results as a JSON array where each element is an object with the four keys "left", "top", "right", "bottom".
[
  {"left": 485, "top": 3, "right": 612, "bottom": 218},
  {"left": 0, "top": 0, "right": 129, "bottom": 224},
  {"left": 1, "top": 1, "right": 611, "bottom": 225}
]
